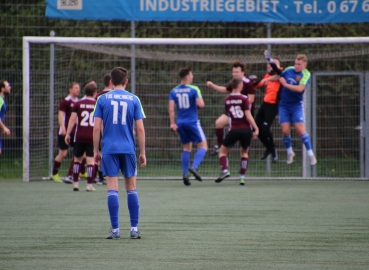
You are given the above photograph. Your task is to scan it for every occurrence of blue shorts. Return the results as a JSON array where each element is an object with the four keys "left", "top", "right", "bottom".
[
  {"left": 278, "top": 104, "right": 305, "bottom": 124},
  {"left": 102, "top": 153, "right": 137, "bottom": 177},
  {"left": 0, "top": 138, "right": 2, "bottom": 150},
  {"left": 177, "top": 120, "right": 206, "bottom": 145}
]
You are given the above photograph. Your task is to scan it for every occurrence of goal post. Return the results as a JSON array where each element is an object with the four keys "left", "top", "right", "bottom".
[{"left": 23, "top": 36, "right": 369, "bottom": 182}]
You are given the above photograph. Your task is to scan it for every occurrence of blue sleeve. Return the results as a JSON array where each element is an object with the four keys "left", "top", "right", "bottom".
[
  {"left": 169, "top": 91, "right": 175, "bottom": 101},
  {"left": 134, "top": 98, "right": 145, "bottom": 121},
  {"left": 93, "top": 98, "right": 103, "bottom": 119}
]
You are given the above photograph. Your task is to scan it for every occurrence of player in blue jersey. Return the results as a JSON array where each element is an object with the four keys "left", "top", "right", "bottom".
[
  {"left": 169, "top": 68, "right": 208, "bottom": 186},
  {"left": 0, "top": 80, "right": 11, "bottom": 155},
  {"left": 93, "top": 67, "right": 146, "bottom": 239},
  {"left": 265, "top": 52, "right": 317, "bottom": 165}
]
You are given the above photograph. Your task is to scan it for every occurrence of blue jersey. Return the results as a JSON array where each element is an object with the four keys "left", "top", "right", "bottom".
[
  {"left": 279, "top": 67, "right": 311, "bottom": 106},
  {"left": 169, "top": 84, "right": 202, "bottom": 124},
  {"left": 93, "top": 89, "right": 145, "bottom": 155},
  {"left": 0, "top": 96, "right": 6, "bottom": 123},
  {"left": 0, "top": 96, "right": 6, "bottom": 122}
]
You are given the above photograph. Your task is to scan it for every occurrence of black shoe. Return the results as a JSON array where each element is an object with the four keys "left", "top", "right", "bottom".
[
  {"left": 215, "top": 171, "right": 230, "bottom": 183},
  {"left": 189, "top": 167, "right": 202, "bottom": 182},
  {"left": 272, "top": 148, "right": 278, "bottom": 163},
  {"left": 210, "top": 145, "right": 220, "bottom": 156},
  {"left": 183, "top": 174, "right": 191, "bottom": 186},
  {"left": 260, "top": 150, "right": 272, "bottom": 160}
]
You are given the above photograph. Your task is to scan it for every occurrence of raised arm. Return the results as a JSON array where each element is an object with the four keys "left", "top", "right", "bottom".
[
  {"left": 135, "top": 119, "right": 146, "bottom": 167},
  {"left": 206, "top": 81, "right": 228, "bottom": 94}
]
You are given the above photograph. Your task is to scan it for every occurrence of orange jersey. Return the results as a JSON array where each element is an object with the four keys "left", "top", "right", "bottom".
[{"left": 254, "top": 73, "right": 281, "bottom": 104}]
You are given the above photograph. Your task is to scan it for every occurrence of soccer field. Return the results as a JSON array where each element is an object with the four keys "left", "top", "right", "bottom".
[{"left": 0, "top": 179, "right": 368, "bottom": 270}]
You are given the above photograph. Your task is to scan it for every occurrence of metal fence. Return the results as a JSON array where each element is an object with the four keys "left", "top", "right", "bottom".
[
  {"left": 16, "top": 40, "right": 369, "bottom": 180},
  {"left": 1, "top": 1, "right": 369, "bottom": 180}
]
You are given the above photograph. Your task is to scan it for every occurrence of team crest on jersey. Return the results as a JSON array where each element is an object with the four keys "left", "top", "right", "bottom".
[{"left": 296, "top": 76, "right": 301, "bottom": 81}]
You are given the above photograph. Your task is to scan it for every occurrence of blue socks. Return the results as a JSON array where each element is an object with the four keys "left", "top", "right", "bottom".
[
  {"left": 127, "top": 190, "right": 140, "bottom": 227},
  {"left": 181, "top": 151, "right": 190, "bottom": 175},
  {"left": 107, "top": 190, "right": 119, "bottom": 229},
  {"left": 282, "top": 135, "right": 292, "bottom": 149},
  {"left": 300, "top": 133, "right": 312, "bottom": 151},
  {"left": 192, "top": 148, "right": 207, "bottom": 169}
]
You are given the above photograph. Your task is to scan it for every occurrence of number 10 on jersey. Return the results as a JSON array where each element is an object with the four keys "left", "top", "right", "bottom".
[
  {"left": 111, "top": 100, "right": 128, "bottom": 125},
  {"left": 176, "top": 93, "right": 190, "bottom": 109}
]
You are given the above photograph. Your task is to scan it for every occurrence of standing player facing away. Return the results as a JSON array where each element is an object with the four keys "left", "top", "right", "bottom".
[
  {"left": 0, "top": 80, "right": 11, "bottom": 154},
  {"left": 50, "top": 82, "right": 81, "bottom": 183},
  {"left": 250, "top": 57, "right": 282, "bottom": 162},
  {"left": 93, "top": 67, "right": 146, "bottom": 239},
  {"left": 215, "top": 78, "right": 259, "bottom": 185},
  {"left": 65, "top": 81, "right": 97, "bottom": 192},
  {"left": 168, "top": 68, "right": 208, "bottom": 186},
  {"left": 265, "top": 52, "right": 317, "bottom": 165},
  {"left": 206, "top": 61, "right": 255, "bottom": 155}
]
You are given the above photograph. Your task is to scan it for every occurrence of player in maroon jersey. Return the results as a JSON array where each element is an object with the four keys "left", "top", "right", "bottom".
[
  {"left": 215, "top": 78, "right": 259, "bottom": 186},
  {"left": 65, "top": 81, "right": 97, "bottom": 192},
  {"left": 94, "top": 73, "right": 114, "bottom": 185},
  {"left": 96, "top": 73, "right": 114, "bottom": 99},
  {"left": 50, "top": 82, "right": 80, "bottom": 183},
  {"left": 206, "top": 61, "right": 255, "bottom": 156}
]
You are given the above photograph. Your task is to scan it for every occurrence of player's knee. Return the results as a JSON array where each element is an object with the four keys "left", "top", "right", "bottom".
[
  {"left": 57, "top": 150, "right": 67, "bottom": 159},
  {"left": 215, "top": 118, "right": 226, "bottom": 128},
  {"left": 198, "top": 141, "right": 208, "bottom": 151}
]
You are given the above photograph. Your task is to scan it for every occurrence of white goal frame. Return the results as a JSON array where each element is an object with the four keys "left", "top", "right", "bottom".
[{"left": 22, "top": 36, "right": 369, "bottom": 182}]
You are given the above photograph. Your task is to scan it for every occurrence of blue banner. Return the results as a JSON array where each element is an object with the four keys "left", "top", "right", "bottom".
[{"left": 46, "top": 0, "right": 369, "bottom": 23}]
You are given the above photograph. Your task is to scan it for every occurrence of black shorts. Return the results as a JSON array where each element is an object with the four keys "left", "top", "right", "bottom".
[
  {"left": 222, "top": 129, "right": 252, "bottom": 149},
  {"left": 58, "top": 134, "right": 74, "bottom": 150},
  {"left": 73, "top": 142, "right": 93, "bottom": 158}
]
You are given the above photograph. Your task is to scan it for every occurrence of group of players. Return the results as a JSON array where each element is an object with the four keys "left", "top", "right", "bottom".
[
  {"left": 51, "top": 67, "right": 145, "bottom": 239},
  {"left": 0, "top": 54, "right": 317, "bottom": 239},
  {"left": 49, "top": 74, "right": 114, "bottom": 191},
  {"left": 169, "top": 51, "right": 317, "bottom": 186}
]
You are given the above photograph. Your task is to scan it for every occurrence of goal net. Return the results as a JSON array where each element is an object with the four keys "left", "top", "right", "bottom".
[{"left": 23, "top": 37, "right": 369, "bottom": 181}]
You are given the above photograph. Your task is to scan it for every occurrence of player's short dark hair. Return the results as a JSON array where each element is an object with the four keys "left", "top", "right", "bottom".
[
  {"left": 231, "top": 61, "right": 246, "bottom": 73},
  {"left": 231, "top": 78, "right": 242, "bottom": 90},
  {"left": 69, "top": 82, "right": 79, "bottom": 90},
  {"left": 178, "top": 68, "right": 192, "bottom": 79},
  {"left": 0, "top": 80, "right": 6, "bottom": 93},
  {"left": 111, "top": 67, "right": 128, "bottom": 86},
  {"left": 103, "top": 73, "right": 111, "bottom": 87},
  {"left": 84, "top": 80, "right": 97, "bottom": 97}
]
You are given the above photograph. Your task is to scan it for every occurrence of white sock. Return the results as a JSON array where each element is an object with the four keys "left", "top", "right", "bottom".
[
  {"left": 307, "top": 150, "right": 314, "bottom": 156},
  {"left": 222, "top": 169, "right": 228, "bottom": 173},
  {"left": 131, "top": 227, "right": 138, "bottom": 232},
  {"left": 112, "top": 228, "right": 119, "bottom": 233},
  {"left": 287, "top": 147, "right": 293, "bottom": 154}
]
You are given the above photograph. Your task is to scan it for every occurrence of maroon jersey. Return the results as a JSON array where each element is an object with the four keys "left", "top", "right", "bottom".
[
  {"left": 73, "top": 97, "right": 96, "bottom": 143},
  {"left": 96, "top": 89, "right": 111, "bottom": 99},
  {"left": 225, "top": 94, "right": 251, "bottom": 130},
  {"left": 58, "top": 95, "right": 79, "bottom": 135},
  {"left": 226, "top": 77, "right": 255, "bottom": 112}
]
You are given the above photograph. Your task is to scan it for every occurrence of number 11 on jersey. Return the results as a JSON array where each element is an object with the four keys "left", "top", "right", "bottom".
[{"left": 111, "top": 100, "right": 128, "bottom": 125}]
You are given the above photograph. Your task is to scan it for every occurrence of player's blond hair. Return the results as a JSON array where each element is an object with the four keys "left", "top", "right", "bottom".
[{"left": 296, "top": 54, "right": 308, "bottom": 63}]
